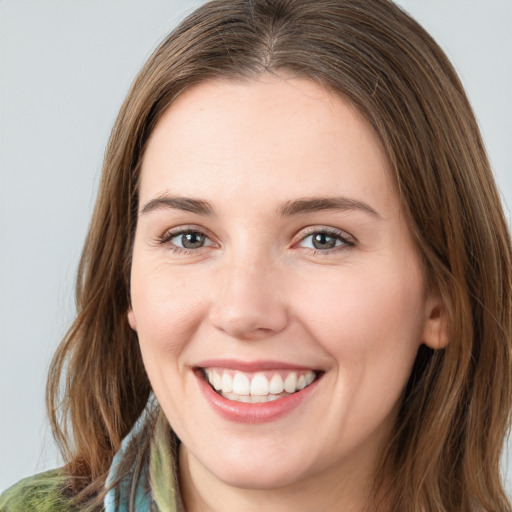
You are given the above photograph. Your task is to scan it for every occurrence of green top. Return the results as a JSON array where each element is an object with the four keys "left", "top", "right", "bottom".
[{"left": 0, "top": 469, "right": 77, "bottom": 512}]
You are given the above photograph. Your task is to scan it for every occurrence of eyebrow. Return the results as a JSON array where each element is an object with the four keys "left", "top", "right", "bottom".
[
  {"left": 141, "top": 196, "right": 214, "bottom": 216},
  {"left": 140, "top": 195, "right": 380, "bottom": 218},
  {"left": 278, "top": 196, "right": 380, "bottom": 218}
]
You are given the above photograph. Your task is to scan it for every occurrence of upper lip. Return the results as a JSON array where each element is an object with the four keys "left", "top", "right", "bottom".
[{"left": 195, "top": 359, "right": 319, "bottom": 372}]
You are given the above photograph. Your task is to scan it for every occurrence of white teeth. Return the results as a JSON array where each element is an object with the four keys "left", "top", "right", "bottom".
[
  {"left": 283, "top": 372, "right": 298, "bottom": 393},
  {"left": 250, "top": 394, "right": 268, "bottom": 403},
  {"left": 204, "top": 368, "right": 318, "bottom": 402},
  {"left": 213, "top": 371, "right": 222, "bottom": 391},
  {"left": 269, "top": 374, "right": 284, "bottom": 394},
  {"left": 251, "top": 374, "right": 270, "bottom": 396},
  {"left": 220, "top": 392, "right": 287, "bottom": 403},
  {"left": 232, "top": 372, "right": 251, "bottom": 395},
  {"left": 221, "top": 373, "right": 233, "bottom": 392}
]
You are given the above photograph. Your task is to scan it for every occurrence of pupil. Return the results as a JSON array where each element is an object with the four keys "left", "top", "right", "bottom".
[
  {"left": 313, "top": 233, "right": 336, "bottom": 249},
  {"left": 182, "top": 232, "right": 205, "bottom": 249}
]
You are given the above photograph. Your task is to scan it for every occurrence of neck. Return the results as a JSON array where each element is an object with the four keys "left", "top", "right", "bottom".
[{"left": 178, "top": 444, "right": 389, "bottom": 512}]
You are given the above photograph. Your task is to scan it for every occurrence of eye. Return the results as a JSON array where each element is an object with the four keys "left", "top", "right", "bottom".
[
  {"left": 158, "top": 228, "right": 216, "bottom": 253},
  {"left": 170, "top": 231, "right": 209, "bottom": 249},
  {"left": 298, "top": 228, "right": 355, "bottom": 252}
]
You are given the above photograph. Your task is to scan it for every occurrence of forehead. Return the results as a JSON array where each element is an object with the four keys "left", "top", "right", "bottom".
[{"left": 139, "top": 76, "right": 396, "bottom": 216}]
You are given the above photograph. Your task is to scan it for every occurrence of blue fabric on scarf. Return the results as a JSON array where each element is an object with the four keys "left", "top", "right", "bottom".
[{"left": 104, "top": 410, "right": 153, "bottom": 512}]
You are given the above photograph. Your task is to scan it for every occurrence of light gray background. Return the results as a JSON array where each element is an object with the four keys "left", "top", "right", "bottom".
[{"left": 1, "top": 0, "right": 511, "bottom": 494}]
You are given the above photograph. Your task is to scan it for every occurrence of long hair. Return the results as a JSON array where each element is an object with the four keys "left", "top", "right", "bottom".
[{"left": 46, "top": 1, "right": 512, "bottom": 510}]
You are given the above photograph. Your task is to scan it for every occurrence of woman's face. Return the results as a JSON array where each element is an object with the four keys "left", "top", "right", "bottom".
[{"left": 128, "top": 76, "right": 443, "bottom": 492}]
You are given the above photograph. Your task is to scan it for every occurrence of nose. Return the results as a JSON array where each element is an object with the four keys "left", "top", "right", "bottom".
[{"left": 209, "top": 254, "right": 289, "bottom": 341}]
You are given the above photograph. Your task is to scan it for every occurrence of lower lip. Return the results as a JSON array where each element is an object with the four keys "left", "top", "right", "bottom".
[{"left": 195, "top": 369, "right": 321, "bottom": 424}]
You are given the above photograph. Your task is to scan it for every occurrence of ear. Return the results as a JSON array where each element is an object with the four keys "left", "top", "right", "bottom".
[
  {"left": 421, "top": 293, "right": 449, "bottom": 349},
  {"left": 127, "top": 308, "right": 137, "bottom": 331}
]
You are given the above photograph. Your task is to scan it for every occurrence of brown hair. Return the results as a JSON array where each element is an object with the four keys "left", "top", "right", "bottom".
[{"left": 46, "top": 0, "right": 512, "bottom": 510}]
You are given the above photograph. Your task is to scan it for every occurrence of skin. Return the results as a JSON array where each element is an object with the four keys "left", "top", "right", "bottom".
[{"left": 128, "top": 75, "right": 447, "bottom": 512}]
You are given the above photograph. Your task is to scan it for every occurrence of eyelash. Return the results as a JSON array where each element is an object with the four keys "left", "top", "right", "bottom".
[{"left": 157, "top": 226, "right": 356, "bottom": 255}]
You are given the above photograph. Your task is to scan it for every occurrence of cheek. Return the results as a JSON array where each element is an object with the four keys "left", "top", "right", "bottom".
[
  {"left": 292, "top": 262, "right": 425, "bottom": 370},
  {"left": 130, "top": 263, "right": 211, "bottom": 359}
]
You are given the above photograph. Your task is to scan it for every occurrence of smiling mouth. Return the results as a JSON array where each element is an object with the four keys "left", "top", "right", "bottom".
[{"left": 201, "top": 368, "right": 321, "bottom": 403}]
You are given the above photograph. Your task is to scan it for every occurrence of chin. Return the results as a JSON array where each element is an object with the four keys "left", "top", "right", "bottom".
[
  {"left": 209, "top": 459, "right": 309, "bottom": 491},
  {"left": 182, "top": 433, "right": 319, "bottom": 491}
]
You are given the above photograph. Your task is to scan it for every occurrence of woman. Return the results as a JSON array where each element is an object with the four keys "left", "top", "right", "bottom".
[{"left": 1, "top": 0, "right": 510, "bottom": 511}]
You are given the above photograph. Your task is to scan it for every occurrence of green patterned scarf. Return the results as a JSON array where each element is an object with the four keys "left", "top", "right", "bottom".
[{"left": 105, "top": 408, "right": 179, "bottom": 512}]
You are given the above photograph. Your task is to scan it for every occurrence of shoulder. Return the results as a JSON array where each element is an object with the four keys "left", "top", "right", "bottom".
[{"left": 0, "top": 469, "right": 79, "bottom": 512}]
